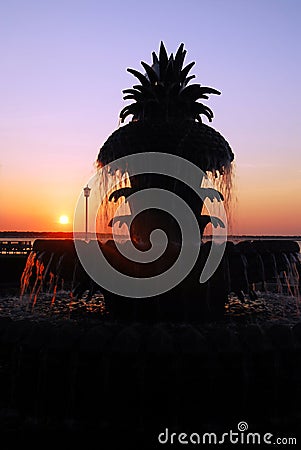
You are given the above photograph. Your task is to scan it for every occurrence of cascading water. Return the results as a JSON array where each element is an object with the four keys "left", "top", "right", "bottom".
[
  {"left": 202, "top": 163, "right": 237, "bottom": 236},
  {"left": 18, "top": 243, "right": 106, "bottom": 319},
  {"left": 95, "top": 167, "right": 132, "bottom": 242}
]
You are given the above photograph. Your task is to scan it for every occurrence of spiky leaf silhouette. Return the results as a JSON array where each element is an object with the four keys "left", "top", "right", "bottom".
[{"left": 120, "top": 41, "right": 220, "bottom": 123}]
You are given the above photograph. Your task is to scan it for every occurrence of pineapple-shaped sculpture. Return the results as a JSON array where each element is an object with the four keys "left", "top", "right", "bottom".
[
  {"left": 98, "top": 42, "right": 233, "bottom": 170},
  {"left": 97, "top": 42, "right": 233, "bottom": 245},
  {"left": 96, "top": 42, "right": 234, "bottom": 321}
]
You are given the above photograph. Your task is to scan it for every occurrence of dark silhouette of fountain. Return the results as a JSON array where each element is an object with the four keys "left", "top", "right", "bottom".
[
  {"left": 2, "top": 42, "right": 301, "bottom": 447},
  {"left": 92, "top": 42, "right": 235, "bottom": 320}
]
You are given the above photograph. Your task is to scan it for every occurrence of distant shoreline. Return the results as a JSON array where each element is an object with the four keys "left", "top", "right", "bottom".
[{"left": 0, "top": 231, "right": 300, "bottom": 241}]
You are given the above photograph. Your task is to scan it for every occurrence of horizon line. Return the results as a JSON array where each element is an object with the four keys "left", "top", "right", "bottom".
[{"left": 0, "top": 231, "right": 300, "bottom": 239}]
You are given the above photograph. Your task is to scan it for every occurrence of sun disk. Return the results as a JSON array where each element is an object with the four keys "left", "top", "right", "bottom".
[{"left": 59, "top": 215, "right": 69, "bottom": 225}]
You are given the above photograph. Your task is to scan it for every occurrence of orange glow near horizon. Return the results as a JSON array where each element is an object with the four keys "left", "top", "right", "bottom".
[
  {"left": 0, "top": 162, "right": 300, "bottom": 236},
  {"left": 232, "top": 165, "right": 301, "bottom": 236}
]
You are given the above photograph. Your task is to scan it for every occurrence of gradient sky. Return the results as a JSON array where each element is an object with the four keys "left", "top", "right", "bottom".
[{"left": 1, "top": 0, "right": 300, "bottom": 235}]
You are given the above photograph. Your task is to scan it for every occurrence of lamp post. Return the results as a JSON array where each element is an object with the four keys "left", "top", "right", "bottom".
[{"left": 83, "top": 185, "right": 91, "bottom": 241}]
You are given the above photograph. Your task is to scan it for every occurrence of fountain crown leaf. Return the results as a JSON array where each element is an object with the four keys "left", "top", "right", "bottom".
[{"left": 119, "top": 41, "right": 220, "bottom": 124}]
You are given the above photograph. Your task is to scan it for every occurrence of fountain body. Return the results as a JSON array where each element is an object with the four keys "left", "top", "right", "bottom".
[{"left": 94, "top": 42, "right": 234, "bottom": 320}]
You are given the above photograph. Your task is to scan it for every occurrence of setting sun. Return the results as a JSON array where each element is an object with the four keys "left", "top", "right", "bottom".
[{"left": 59, "top": 215, "right": 69, "bottom": 225}]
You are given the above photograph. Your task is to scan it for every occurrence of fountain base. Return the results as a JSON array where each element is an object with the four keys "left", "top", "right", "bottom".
[
  {"left": 99, "top": 239, "right": 228, "bottom": 322},
  {"left": 16, "top": 238, "right": 301, "bottom": 323},
  {"left": 1, "top": 238, "right": 300, "bottom": 446}
]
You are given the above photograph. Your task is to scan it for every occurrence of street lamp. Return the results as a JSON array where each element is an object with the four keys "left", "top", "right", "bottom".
[{"left": 83, "top": 185, "right": 91, "bottom": 241}]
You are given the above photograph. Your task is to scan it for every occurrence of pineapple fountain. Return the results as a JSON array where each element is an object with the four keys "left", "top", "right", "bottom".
[
  {"left": 1, "top": 43, "right": 301, "bottom": 443},
  {"left": 15, "top": 42, "right": 300, "bottom": 319},
  {"left": 91, "top": 41, "right": 234, "bottom": 321}
]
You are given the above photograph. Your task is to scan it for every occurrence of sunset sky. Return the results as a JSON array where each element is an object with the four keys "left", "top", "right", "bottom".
[{"left": 1, "top": 0, "right": 300, "bottom": 235}]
